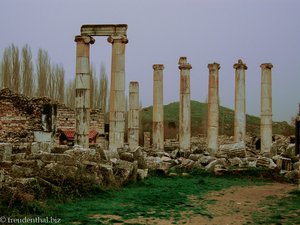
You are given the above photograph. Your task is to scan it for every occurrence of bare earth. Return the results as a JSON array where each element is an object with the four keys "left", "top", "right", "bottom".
[{"left": 89, "top": 183, "right": 297, "bottom": 225}]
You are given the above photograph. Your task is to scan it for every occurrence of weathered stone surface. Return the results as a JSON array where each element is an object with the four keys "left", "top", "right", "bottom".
[
  {"left": 293, "top": 161, "right": 300, "bottom": 170},
  {"left": 11, "top": 153, "right": 26, "bottom": 161},
  {"left": 218, "top": 142, "right": 246, "bottom": 158},
  {"left": 189, "top": 154, "right": 202, "bottom": 161},
  {"left": 119, "top": 152, "right": 134, "bottom": 162},
  {"left": 98, "top": 164, "right": 116, "bottom": 187},
  {"left": 51, "top": 145, "right": 69, "bottom": 154},
  {"left": 282, "top": 144, "right": 296, "bottom": 158},
  {"left": 256, "top": 157, "right": 277, "bottom": 169},
  {"left": 284, "top": 170, "right": 299, "bottom": 181},
  {"left": 276, "top": 156, "right": 293, "bottom": 171},
  {"left": 113, "top": 160, "right": 137, "bottom": 185},
  {"left": 137, "top": 169, "right": 148, "bottom": 180},
  {"left": 30, "top": 153, "right": 72, "bottom": 162},
  {"left": 229, "top": 157, "right": 243, "bottom": 167},
  {"left": 145, "top": 156, "right": 162, "bottom": 170},
  {"left": 65, "top": 147, "right": 100, "bottom": 162},
  {"left": 0, "top": 143, "right": 12, "bottom": 161},
  {"left": 11, "top": 165, "right": 35, "bottom": 177},
  {"left": 205, "top": 158, "right": 227, "bottom": 171},
  {"left": 31, "top": 142, "right": 51, "bottom": 154},
  {"left": 101, "top": 149, "right": 120, "bottom": 161},
  {"left": 198, "top": 155, "right": 215, "bottom": 165}
]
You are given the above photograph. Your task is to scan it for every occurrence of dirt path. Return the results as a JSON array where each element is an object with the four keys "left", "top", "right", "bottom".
[{"left": 89, "top": 182, "right": 297, "bottom": 225}]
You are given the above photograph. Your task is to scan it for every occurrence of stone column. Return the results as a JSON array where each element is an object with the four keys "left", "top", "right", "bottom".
[
  {"left": 207, "top": 62, "right": 220, "bottom": 155},
  {"left": 178, "top": 57, "right": 192, "bottom": 151},
  {"left": 260, "top": 63, "right": 273, "bottom": 153},
  {"left": 152, "top": 64, "right": 164, "bottom": 151},
  {"left": 107, "top": 35, "right": 128, "bottom": 151},
  {"left": 233, "top": 59, "right": 247, "bottom": 143},
  {"left": 74, "top": 35, "right": 95, "bottom": 148},
  {"left": 128, "top": 81, "right": 139, "bottom": 150}
]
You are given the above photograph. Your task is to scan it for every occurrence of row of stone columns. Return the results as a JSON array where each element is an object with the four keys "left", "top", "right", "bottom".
[
  {"left": 151, "top": 59, "right": 273, "bottom": 155},
  {"left": 74, "top": 32, "right": 273, "bottom": 155}
]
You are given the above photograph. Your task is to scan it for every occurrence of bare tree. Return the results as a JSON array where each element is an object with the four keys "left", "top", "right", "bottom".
[
  {"left": 99, "top": 63, "right": 108, "bottom": 113},
  {"left": 65, "top": 79, "right": 75, "bottom": 109},
  {"left": 11, "top": 44, "right": 20, "bottom": 93},
  {"left": 0, "top": 47, "right": 12, "bottom": 89},
  {"left": 36, "top": 49, "right": 51, "bottom": 97},
  {"left": 21, "top": 44, "right": 34, "bottom": 96},
  {"left": 56, "top": 65, "right": 65, "bottom": 103}
]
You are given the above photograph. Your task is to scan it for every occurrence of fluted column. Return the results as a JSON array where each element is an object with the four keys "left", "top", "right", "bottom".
[
  {"left": 152, "top": 64, "right": 164, "bottom": 151},
  {"left": 234, "top": 59, "right": 247, "bottom": 143},
  {"left": 128, "top": 81, "right": 139, "bottom": 150},
  {"left": 260, "top": 63, "right": 273, "bottom": 153},
  {"left": 207, "top": 62, "right": 220, "bottom": 156},
  {"left": 74, "top": 35, "right": 95, "bottom": 148},
  {"left": 108, "top": 35, "right": 128, "bottom": 151},
  {"left": 178, "top": 57, "right": 192, "bottom": 151}
]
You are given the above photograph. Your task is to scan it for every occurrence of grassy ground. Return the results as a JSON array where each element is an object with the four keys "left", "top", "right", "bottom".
[
  {"left": 251, "top": 189, "right": 300, "bottom": 225},
  {"left": 38, "top": 171, "right": 267, "bottom": 225}
]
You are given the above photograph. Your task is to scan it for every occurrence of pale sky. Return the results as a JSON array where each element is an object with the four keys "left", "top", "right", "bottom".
[{"left": 0, "top": 0, "right": 299, "bottom": 122}]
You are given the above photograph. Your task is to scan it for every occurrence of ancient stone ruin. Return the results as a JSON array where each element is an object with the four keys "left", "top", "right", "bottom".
[{"left": 0, "top": 24, "right": 299, "bottom": 203}]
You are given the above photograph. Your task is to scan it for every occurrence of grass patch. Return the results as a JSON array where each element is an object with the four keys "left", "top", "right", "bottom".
[
  {"left": 252, "top": 189, "right": 300, "bottom": 224},
  {"left": 38, "top": 172, "right": 265, "bottom": 224}
]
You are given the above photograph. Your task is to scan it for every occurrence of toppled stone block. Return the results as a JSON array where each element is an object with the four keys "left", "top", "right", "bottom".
[
  {"left": 281, "top": 144, "right": 296, "bottom": 158},
  {"left": 113, "top": 160, "right": 137, "bottom": 185},
  {"left": 137, "top": 169, "right": 148, "bottom": 180},
  {"left": 11, "top": 165, "right": 35, "bottom": 178},
  {"left": 217, "top": 142, "right": 246, "bottom": 158},
  {"left": 145, "top": 156, "right": 162, "bottom": 170},
  {"left": 101, "top": 149, "right": 120, "bottom": 162},
  {"left": 198, "top": 155, "right": 215, "bottom": 165},
  {"left": 98, "top": 164, "right": 116, "bottom": 187},
  {"left": 257, "top": 157, "right": 277, "bottom": 169},
  {"left": 51, "top": 145, "right": 69, "bottom": 154},
  {"left": 11, "top": 153, "right": 26, "bottom": 161},
  {"left": 284, "top": 170, "right": 300, "bottom": 181},
  {"left": 229, "top": 157, "right": 243, "bottom": 167},
  {"left": 31, "top": 142, "right": 51, "bottom": 154},
  {"left": 0, "top": 143, "right": 12, "bottom": 161},
  {"left": 276, "top": 156, "right": 292, "bottom": 171},
  {"left": 119, "top": 152, "right": 134, "bottom": 162},
  {"left": 65, "top": 147, "right": 100, "bottom": 162},
  {"left": 30, "top": 152, "right": 72, "bottom": 162},
  {"left": 205, "top": 158, "right": 227, "bottom": 171},
  {"left": 293, "top": 161, "right": 300, "bottom": 170},
  {"left": 189, "top": 154, "right": 202, "bottom": 161}
]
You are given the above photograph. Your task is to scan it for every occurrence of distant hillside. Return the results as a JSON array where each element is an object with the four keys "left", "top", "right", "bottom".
[{"left": 141, "top": 100, "right": 293, "bottom": 138}]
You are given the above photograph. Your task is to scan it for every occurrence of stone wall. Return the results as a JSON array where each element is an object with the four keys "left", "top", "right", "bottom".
[{"left": 0, "top": 88, "right": 54, "bottom": 143}]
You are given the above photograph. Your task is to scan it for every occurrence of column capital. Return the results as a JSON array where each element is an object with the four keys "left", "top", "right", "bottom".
[
  {"left": 233, "top": 59, "right": 247, "bottom": 70},
  {"left": 74, "top": 35, "right": 95, "bottom": 44},
  {"left": 153, "top": 64, "right": 164, "bottom": 70},
  {"left": 107, "top": 35, "right": 128, "bottom": 44},
  {"left": 208, "top": 62, "right": 220, "bottom": 70},
  {"left": 178, "top": 56, "right": 192, "bottom": 70},
  {"left": 260, "top": 63, "right": 273, "bottom": 69}
]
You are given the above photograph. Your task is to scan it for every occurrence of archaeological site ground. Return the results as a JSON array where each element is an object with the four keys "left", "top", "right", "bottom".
[{"left": 0, "top": 24, "right": 300, "bottom": 225}]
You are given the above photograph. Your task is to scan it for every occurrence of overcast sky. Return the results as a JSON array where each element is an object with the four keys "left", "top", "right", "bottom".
[{"left": 1, "top": 0, "right": 299, "bottom": 122}]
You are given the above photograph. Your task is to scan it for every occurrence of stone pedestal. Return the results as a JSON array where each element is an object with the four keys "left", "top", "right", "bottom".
[
  {"left": 108, "top": 35, "right": 128, "bottom": 151},
  {"left": 178, "top": 57, "right": 192, "bottom": 151},
  {"left": 152, "top": 64, "right": 164, "bottom": 151},
  {"left": 207, "top": 62, "right": 220, "bottom": 156},
  {"left": 128, "top": 82, "right": 139, "bottom": 150},
  {"left": 260, "top": 63, "right": 273, "bottom": 153},
  {"left": 233, "top": 59, "right": 247, "bottom": 142},
  {"left": 74, "top": 35, "right": 95, "bottom": 148}
]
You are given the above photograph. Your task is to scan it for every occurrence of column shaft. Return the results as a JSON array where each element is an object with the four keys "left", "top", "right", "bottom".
[
  {"left": 128, "top": 81, "right": 139, "bottom": 150},
  {"left": 74, "top": 35, "right": 94, "bottom": 148},
  {"left": 260, "top": 63, "right": 273, "bottom": 153},
  {"left": 108, "top": 36, "right": 128, "bottom": 151},
  {"left": 207, "top": 63, "right": 220, "bottom": 155},
  {"left": 234, "top": 59, "right": 247, "bottom": 142},
  {"left": 178, "top": 57, "right": 192, "bottom": 151},
  {"left": 152, "top": 64, "right": 164, "bottom": 151}
]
